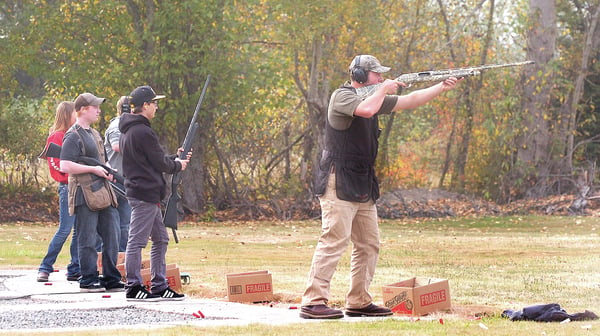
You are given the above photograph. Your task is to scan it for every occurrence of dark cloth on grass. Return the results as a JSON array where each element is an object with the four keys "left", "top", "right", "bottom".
[{"left": 502, "top": 303, "right": 598, "bottom": 322}]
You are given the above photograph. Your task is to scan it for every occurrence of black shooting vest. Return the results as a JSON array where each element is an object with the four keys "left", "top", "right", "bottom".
[{"left": 315, "top": 87, "right": 380, "bottom": 202}]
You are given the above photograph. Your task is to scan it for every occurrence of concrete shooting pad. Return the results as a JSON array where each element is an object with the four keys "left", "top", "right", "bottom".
[{"left": 0, "top": 270, "right": 409, "bottom": 333}]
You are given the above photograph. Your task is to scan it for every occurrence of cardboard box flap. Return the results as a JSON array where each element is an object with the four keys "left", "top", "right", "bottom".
[
  {"left": 386, "top": 277, "right": 447, "bottom": 288},
  {"left": 389, "top": 277, "right": 417, "bottom": 288},
  {"left": 227, "top": 270, "right": 269, "bottom": 278},
  {"left": 414, "top": 277, "right": 446, "bottom": 287}
]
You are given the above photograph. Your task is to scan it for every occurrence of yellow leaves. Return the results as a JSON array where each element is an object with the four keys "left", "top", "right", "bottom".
[{"left": 381, "top": 151, "right": 430, "bottom": 189}]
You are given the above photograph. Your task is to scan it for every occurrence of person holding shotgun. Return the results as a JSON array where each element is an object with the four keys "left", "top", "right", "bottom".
[
  {"left": 119, "top": 85, "right": 190, "bottom": 301},
  {"left": 300, "top": 55, "right": 460, "bottom": 319},
  {"left": 60, "top": 93, "right": 122, "bottom": 293}
]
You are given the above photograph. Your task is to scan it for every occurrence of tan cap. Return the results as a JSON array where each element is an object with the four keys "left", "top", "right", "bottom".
[
  {"left": 74, "top": 93, "right": 106, "bottom": 111},
  {"left": 349, "top": 55, "right": 391, "bottom": 73}
]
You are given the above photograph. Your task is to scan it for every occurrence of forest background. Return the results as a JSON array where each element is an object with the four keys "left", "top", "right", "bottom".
[{"left": 0, "top": 0, "right": 599, "bottom": 221}]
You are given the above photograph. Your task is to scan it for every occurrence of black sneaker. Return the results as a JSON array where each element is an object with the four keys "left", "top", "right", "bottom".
[
  {"left": 105, "top": 281, "right": 126, "bottom": 292},
  {"left": 80, "top": 283, "right": 106, "bottom": 293},
  {"left": 345, "top": 303, "right": 393, "bottom": 317},
  {"left": 154, "top": 287, "right": 185, "bottom": 301},
  {"left": 66, "top": 273, "right": 81, "bottom": 281},
  {"left": 300, "top": 305, "right": 344, "bottom": 319},
  {"left": 126, "top": 285, "right": 161, "bottom": 302}
]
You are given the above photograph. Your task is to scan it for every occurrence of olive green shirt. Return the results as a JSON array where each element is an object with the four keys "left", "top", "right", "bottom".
[{"left": 328, "top": 83, "right": 398, "bottom": 130}]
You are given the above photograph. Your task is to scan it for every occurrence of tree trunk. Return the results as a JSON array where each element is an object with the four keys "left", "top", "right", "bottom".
[
  {"left": 451, "top": 86, "right": 473, "bottom": 192},
  {"left": 559, "top": 4, "right": 600, "bottom": 174},
  {"left": 513, "top": 0, "right": 556, "bottom": 199},
  {"left": 294, "top": 36, "right": 329, "bottom": 198},
  {"left": 451, "top": 0, "right": 495, "bottom": 192},
  {"left": 379, "top": 0, "right": 423, "bottom": 181},
  {"left": 436, "top": 0, "right": 457, "bottom": 188},
  {"left": 181, "top": 1, "right": 227, "bottom": 214}
]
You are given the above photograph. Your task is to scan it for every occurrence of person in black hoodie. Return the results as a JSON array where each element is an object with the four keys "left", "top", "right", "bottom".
[{"left": 119, "top": 85, "right": 190, "bottom": 301}]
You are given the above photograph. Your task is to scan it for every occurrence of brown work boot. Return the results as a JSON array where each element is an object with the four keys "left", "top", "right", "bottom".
[
  {"left": 300, "top": 304, "right": 344, "bottom": 319},
  {"left": 345, "top": 303, "right": 393, "bottom": 317}
]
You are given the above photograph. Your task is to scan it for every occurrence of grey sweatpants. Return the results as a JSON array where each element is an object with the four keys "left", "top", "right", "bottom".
[{"left": 124, "top": 197, "right": 170, "bottom": 293}]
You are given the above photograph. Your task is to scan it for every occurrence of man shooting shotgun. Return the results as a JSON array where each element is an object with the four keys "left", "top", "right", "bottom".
[
  {"left": 300, "top": 55, "right": 461, "bottom": 319},
  {"left": 355, "top": 60, "right": 535, "bottom": 98}
]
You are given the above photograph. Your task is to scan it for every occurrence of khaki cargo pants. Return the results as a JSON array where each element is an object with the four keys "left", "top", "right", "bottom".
[{"left": 302, "top": 173, "right": 380, "bottom": 309}]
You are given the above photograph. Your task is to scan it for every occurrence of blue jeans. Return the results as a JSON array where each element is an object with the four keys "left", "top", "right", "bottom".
[
  {"left": 94, "top": 196, "right": 131, "bottom": 252},
  {"left": 116, "top": 195, "right": 131, "bottom": 252},
  {"left": 125, "top": 198, "right": 169, "bottom": 293},
  {"left": 38, "top": 183, "right": 79, "bottom": 276},
  {"left": 75, "top": 203, "right": 121, "bottom": 287}
]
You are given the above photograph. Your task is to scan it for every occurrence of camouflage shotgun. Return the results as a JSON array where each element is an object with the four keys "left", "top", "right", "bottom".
[
  {"left": 355, "top": 60, "right": 535, "bottom": 98},
  {"left": 163, "top": 75, "right": 211, "bottom": 243}
]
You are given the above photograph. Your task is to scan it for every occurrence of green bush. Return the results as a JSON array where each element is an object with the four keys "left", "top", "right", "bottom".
[{"left": 0, "top": 97, "right": 52, "bottom": 188}]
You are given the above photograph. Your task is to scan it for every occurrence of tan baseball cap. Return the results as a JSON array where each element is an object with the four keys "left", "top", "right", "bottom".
[
  {"left": 348, "top": 55, "right": 391, "bottom": 73},
  {"left": 74, "top": 93, "right": 106, "bottom": 111}
]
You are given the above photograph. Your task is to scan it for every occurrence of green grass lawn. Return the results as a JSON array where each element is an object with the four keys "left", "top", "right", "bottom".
[{"left": 1, "top": 215, "right": 599, "bottom": 335}]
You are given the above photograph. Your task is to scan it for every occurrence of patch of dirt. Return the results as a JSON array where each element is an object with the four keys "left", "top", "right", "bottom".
[
  {"left": 376, "top": 188, "right": 500, "bottom": 218},
  {"left": 2, "top": 188, "right": 599, "bottom": 224},
  {"left": 380, "top": 188, "right": 600, "bottom": 219},
  {"left": 0, "top": 189, "right": 58, "bottom": 223},
  {"left": 446, "top": 304, "right": 500, "bottom": 319}
]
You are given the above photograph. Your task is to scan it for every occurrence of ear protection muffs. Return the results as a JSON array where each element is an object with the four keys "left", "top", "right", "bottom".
[
  {"left": 121, "top": 96, "right": 131, "bottom": 114},
  {"left": 351, "top": 55, "right": 368, "bottom": 84}
]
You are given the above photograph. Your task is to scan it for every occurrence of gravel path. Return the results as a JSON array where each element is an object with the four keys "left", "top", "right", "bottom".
[
  {"left": 0, "top": 271, "right": 311, "bottom": 333},
  {"left": 0, "top": 274, "right": 199, "bottom": 331},
  {"left": 0, "top": 305, "right": 194, "bottom": 330},
  {"left": 0, "top": 271, "right": 408, "bottom": 333}
]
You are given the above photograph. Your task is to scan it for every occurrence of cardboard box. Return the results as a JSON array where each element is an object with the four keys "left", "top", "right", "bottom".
[
  {"left": 97, "top": 252, "right": 126, "bottom": 272},
  {"left": 116, "top": 259, "right": 146, "bottom": 282},
  {"left": 116, "top": 263, "right": 126, "bottom": 281},
  {"left": 226, "top": 270, "right": 273, "bottom": 303},
  {"left": 140, "top": 259, "right": 151, "bottom": 270},
  {"left": 117, "top": 261, "right": 184, "bottom": 287},
  {"left": 382, "top": 277, "right": 451, "bottom": 316},
  {"left": 140, "top": 264, "right": 182, "bottom": 292}
]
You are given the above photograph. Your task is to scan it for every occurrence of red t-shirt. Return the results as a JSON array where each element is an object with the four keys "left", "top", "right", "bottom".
[{"left": 46, "top": 131, "right": 69, "bottom": 184}]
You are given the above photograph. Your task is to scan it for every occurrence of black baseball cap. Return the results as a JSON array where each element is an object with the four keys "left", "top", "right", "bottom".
[{"left": 129, "top": 85, "right": 166, "bottom": 107}]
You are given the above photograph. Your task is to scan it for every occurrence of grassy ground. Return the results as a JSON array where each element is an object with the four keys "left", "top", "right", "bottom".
[{"left": 1, "top": 215, "right": 599, "bottom": 335}]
